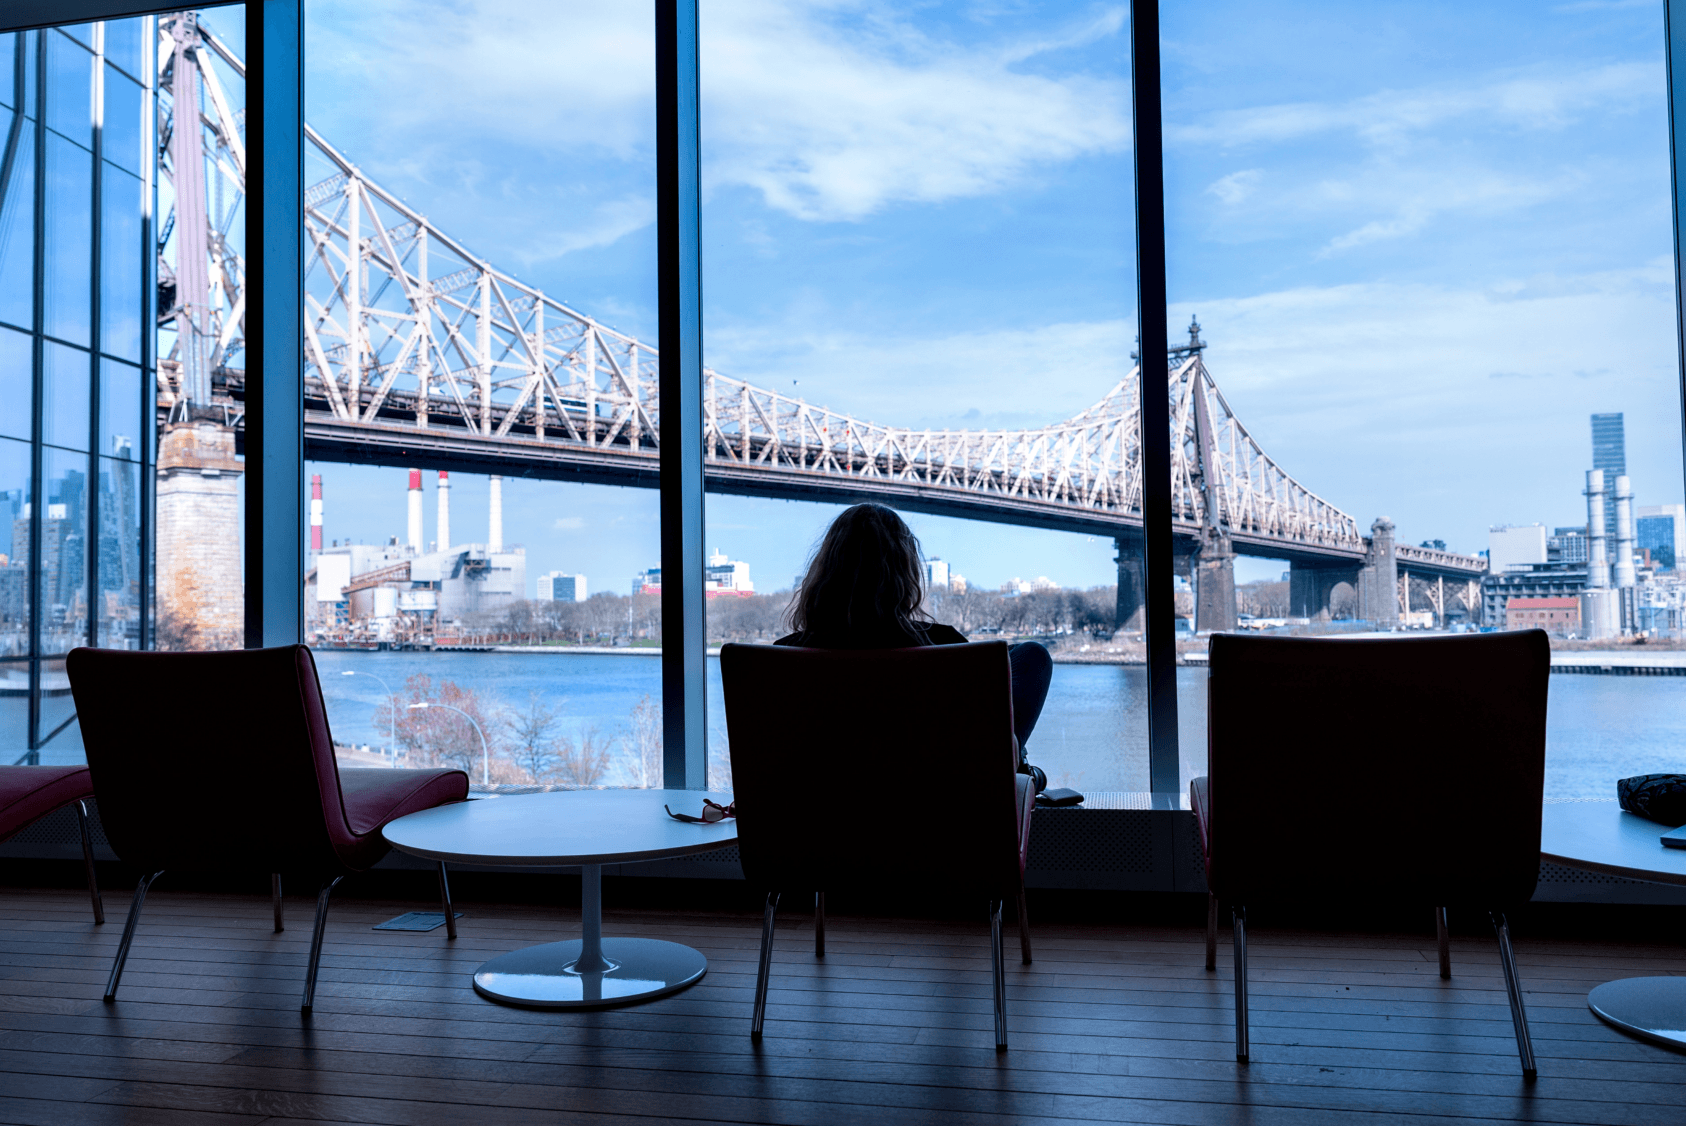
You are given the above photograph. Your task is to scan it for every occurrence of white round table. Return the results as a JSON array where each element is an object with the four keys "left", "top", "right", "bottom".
[
  {"left": 1540, "top": 800, "right": 1686, "bottom": 1051},
  {"left": 382, "top": 789, "right": 737, "bottom": 1009}
]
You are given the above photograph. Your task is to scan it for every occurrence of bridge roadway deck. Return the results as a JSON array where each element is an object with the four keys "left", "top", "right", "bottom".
[{"left": 304, "top": 415, "right": 1377, "bottom": 567}]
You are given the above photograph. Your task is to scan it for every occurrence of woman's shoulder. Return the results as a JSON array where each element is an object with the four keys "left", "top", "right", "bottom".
[{"left": 923, "top": 623, "right": 968, "bottom": 645}]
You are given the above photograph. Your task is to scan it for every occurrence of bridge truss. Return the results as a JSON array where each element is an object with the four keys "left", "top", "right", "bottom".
[{"left": 158, "top": 18, "right": 1402, "bottom": 568}]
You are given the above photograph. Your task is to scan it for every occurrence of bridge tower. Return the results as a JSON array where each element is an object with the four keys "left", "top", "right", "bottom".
[
  {"left": 1114, "top": 538, "right": 1143, "bottom": 631},
  {"left": 1356, "top": 518, "right": 1399, "bottom": 628}
]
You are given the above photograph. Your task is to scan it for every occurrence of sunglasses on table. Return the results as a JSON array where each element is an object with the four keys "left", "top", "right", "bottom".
[{"left": 665, "top": 799, "right": 735, "bottom": 824}]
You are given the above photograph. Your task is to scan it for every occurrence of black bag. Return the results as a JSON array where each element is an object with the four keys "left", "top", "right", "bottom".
[{"left": 1617, "top": 774, "right": 1686, "bottom": 826}]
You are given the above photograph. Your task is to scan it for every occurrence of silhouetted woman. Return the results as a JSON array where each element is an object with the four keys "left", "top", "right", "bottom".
[{"left": 775, "top": 503, "right": 1054, "bottom": 789}]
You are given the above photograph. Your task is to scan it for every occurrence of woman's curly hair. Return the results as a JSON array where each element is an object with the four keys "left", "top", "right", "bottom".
[{"left": 784, "top": 504, "right": 932, "bottom": 641}]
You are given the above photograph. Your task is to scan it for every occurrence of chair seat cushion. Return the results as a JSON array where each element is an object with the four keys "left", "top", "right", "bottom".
[
  {"left": 0, "top": 766, "right": 95, "bottom": 841},
  {"left": 335, "top": 768, "right": 470, "bottom": 870}
]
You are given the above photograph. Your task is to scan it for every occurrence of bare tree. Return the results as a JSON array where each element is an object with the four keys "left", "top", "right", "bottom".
[
  {"left": 506, "top": 691, "right": 562, "bottom": 782},
  {"left": 556, "top": 725, "right": 613, "bottom": 787},
  {"left": 627, "top": 693, "right": 662, "bottom": 787}
]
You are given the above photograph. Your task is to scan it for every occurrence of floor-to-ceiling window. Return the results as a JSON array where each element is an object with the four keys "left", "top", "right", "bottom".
[
  {"left": 0, "top": 17, "right": 155, "bottom": 766},
  {"left": 697, "top": 0, "right": 1151, "bottom": 794},
  {"left": 1162, "top": 0, "right": 1685, "bottom": 797}
]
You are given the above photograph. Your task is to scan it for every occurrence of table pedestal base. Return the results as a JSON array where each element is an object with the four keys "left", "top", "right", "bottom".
[
  {"left": 1589, "top": 977, "right": 1686, "bottom": 1052},
  {"left": 473, "top": 937, "right": 707, "bottom": 1008}
]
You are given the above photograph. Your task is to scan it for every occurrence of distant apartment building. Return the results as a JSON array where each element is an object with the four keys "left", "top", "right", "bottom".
[
  {"left": 538, "top": 571, "right": 587, "bottom": 602},
  {"left": 1638, "top": 504, "right": 1686, "bottom": 571},
  {"left": 1548, "top": 526, "right": 1588, "bottom": 565},
  {"left": 635, "top": 551, "right": 754, "bottom": 598},
  {"left": 1506, "top": 596, "right": 1580, "bottom": 635},
  {"left": 1481, "top": 562, "right": 1588, "bottom": 627},
  {"left": 1488, "top": 525, "right": 1548, "bottom": 572},
  {"left": 925, "top": 558, "right": 950, "bottom": 591}
]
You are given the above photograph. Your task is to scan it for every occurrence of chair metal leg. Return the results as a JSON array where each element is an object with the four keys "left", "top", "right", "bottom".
[
  {"left": 1435, "top": 905, "right": 1451, "bottom": 980},
  {"left": 991, "top": 898, "right": 1008, "bottom": 1051},
  {"left": 104, "top": 871, "right": 161, "bottom": 1002},
  {"left": 1016, "top": 883, "right": 1032, "bottom": 965},
  {"left": 437, "top": 862, "right": 457, "bottom": 940},
  {"left": 1206, "top": 892, "right": 1218, "bottom": 971},
  {"left": 1490, "top": 910, "right": 1537, "bottom": 1079},
  {"left": 272, "top": 873, "right": 284, "bottom": 933},
  {"left": 301, "top": 876, "right": 343, "bottom": 1015},
  {"left": 814, "top": 891, "right": 824, "bottom": 958},
  {"left": 751, "top": 892, "right": 780, "bottom": 1040},
  {"left": 75, "top": 800, "right": 103, "bottom": 925},
  {"left": 1232, "top": 905, "right": 1249, "bottom": 1063}
]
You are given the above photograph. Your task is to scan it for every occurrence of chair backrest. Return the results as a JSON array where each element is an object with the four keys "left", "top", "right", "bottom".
[
  {"left": 67, "top": 645, "right": 357, "bottom": 874},
  {"left": 720, "top": 641, "right": 1021, "bottom": 897},
  {"left": 1206, "top": 630, "right": 1550, "bottom": 907}
]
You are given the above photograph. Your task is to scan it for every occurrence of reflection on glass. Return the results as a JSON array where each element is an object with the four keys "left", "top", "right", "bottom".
[
  {"left": 103, "top": 21, "right": 143, "bottom": 84},
  {"left": 35, "top": 656, "right": 82, "bottom": 763},
  {"left": 101, "top": 66, "right": 142, "bottom": 176},
  {"left": 0, "top": 660, "right": 25, "bottom": 764},
  {"left": 0, "top": 326, "right": 27, "bottom": 441},
  {"left": 44, "top": 131, "right": 93, "bottom": 346},
  {"left": 97, "top": 454, "right": 141, "bottom": 649},
  {"left": 0, "top": 436, "right": 29, "bottom": 656},
  {"left": 42, "top": 341, "right": 89, "bottom": 451},
  {"left": 100, "top": 164, "right": 142, "bottom": 359},
  {"left": 99, "top": 357, "right": 139, "bottom": 459},
  {"left": 45, "top": 30, "right": 92, "bottom": 151},
  {"left": 0, "top": 110, "right": 34, "bottom": 332},
  {"left": 40, "top": 446, "right": 88, "bottom": 655}
]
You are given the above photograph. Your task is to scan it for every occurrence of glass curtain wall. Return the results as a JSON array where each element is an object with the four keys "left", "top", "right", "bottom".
[
  {"left": 303, "top": 2, "right": 661, "bottom": 788},
  {"left": 696, "top": 1, "right": 1150, "bottom": 793},
  {"left": 1161, "top": 1, "right": 1684, "bottom": 796},
  {"left": 0, "top": 18, "right": 154, "bottom": 766}
]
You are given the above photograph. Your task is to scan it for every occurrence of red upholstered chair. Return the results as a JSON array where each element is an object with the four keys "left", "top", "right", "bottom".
[
  {"left": 720, "top": 640, "right": 1034, "bottom": 1051},
  {"left": 0, "top": 766, "right": 105, "bottom": 923},
  {"left": 1192, "top": 630, "right": 1550, "bottom": 1077},
  {"left": 66, "top": 645, "right": 470, "bottom": 1014}
]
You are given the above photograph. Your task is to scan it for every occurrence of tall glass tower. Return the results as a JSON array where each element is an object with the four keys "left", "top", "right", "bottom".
[{"left": 1592, "top": 413, "right": 1626, "bottom": 540}]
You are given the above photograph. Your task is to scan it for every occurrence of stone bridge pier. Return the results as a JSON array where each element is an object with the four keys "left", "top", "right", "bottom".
[
  {"left": 1114, "top": 537, "right": 1143, "bottom": 631},
  {"left": 1289, "top": 564, "right": 1357, "bottom": 620},
  {"left": 1288, "top": 518, "right": 1398, "bottom": 627},
  {"left": 1193, "top": 528, "right": 1237, "bottom": 633}
]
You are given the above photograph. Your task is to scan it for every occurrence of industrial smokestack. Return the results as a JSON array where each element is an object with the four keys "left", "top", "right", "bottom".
[
  {"left": 310, "top": 474, "right": 323, "bottom": 552},
  {"left": 1585, "top": 470, "right": 1608, "bottom": 589},
  {"left": 437, "top": 471, "right": 451, "bottom": 551},
  {"left": 489, "top": 475, "right": 504, "bottom": 553},
  {"left": 1614, "top": 474, "right": 1636, "bottom": 589},
  {"left": 407, "top": 468, "right": 424, "bottom": 554}
]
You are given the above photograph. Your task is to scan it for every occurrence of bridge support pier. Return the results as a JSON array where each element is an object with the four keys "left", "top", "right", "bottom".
[
  {"left": 1114, "top": 540, "right": 1144, "bottom": 633},
  {"left": 1194, "top": 530, "right": 1236, "bottom": 633},
  {"left": 1356, "top": 518, "right": 1399, "bottom": 629},
  {"left": 155, "top": 420, "right": 245, "bottom": 649},
  {"left": 1289, "top": 564, "right": 1359, "bottom": 621}
]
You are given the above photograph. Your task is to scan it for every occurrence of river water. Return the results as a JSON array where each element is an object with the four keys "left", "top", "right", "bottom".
[{"left": 292, "top": 649, "right": 1686, "bottom": 801}]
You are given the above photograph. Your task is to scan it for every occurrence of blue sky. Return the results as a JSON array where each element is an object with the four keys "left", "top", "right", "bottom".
[{"left": 298, "top": 0, "right": 1681, "bottom": 595}]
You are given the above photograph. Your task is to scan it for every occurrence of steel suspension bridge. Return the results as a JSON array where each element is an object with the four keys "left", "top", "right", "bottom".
[{"left": 153, "top": 12, "right": 1482, "bottom": 629}]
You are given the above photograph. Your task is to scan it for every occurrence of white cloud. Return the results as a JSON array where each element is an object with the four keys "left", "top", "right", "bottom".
[
  {"left": 553, "top": 516, "right": 586, "bottom": 531},
  {"left": 1171, "top": 62, "right": 1657, "bottom": 150},
  {"left": 1207, "top": 169, "right": 1262, "bottom": 205},
  {"left": 309, "top": 0, "right": 1131, "bottom": 229}
]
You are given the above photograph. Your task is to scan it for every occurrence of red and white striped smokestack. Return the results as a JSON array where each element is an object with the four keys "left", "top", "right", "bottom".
[
  {"left": 407, "top": 468, "right": 423, "bottom": 554},
  {"left": 310, "top": 474, "right": 323, "bottom": 552},
  {"left": 437, "top": 471, "right": 451, "bottom": 551}
]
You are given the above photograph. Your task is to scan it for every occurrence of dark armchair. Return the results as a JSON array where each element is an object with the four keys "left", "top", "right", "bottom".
[
  {"left": 0, "top": 765, "right": 105, "bottom": 923},
  {"left": 67, "top": 644, "right": 469, "bottom": 1014},
  {"left": 720, "top": 640, "right": 1034, "bottom": 1051},
  {"left": 1193, "top": 630, "right": 1550, "bottom": 1077}
]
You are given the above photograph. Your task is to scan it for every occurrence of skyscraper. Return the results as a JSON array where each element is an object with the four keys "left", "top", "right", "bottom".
[{"left": 1592, "top": 413, "right": 1626, "bottom": 541}]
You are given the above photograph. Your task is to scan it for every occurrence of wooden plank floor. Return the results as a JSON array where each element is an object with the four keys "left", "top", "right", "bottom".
[{"left": 0, "top": 887, "right": 1683, "bottom": 1125}]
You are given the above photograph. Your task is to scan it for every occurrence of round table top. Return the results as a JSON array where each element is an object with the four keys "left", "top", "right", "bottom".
[
  {"left": 1540, "top": 800, "right": 1686, "bottom": 887},
  {"left": 382, "top": 789, "right": 738, "bottom": 867}
]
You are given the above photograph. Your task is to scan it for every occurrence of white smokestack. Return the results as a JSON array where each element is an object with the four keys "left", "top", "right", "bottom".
[
  {"left": 1614, "top": 474, "right": 1636, "bottom": 589},
  {"left": 437, "top": 470, "right": 451, "bottom": 551},
  {"left": 407, "top": 469, "right": 424, "bottom": 554},
  {"left": 489, "top": 474, "right": 503, "bottom": 552},
  {"left": 1586, "top": 470, "right": 1608, "bottom": 589}
]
